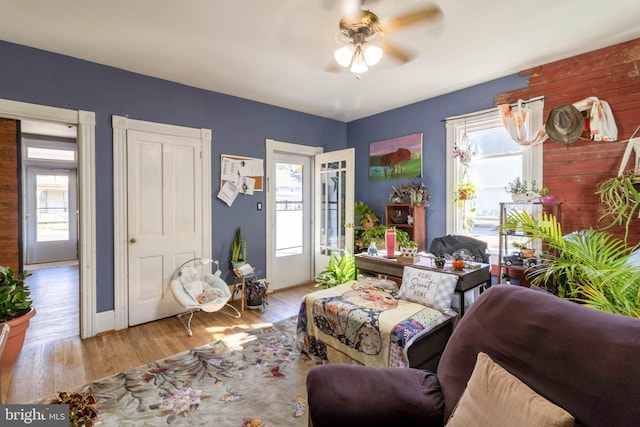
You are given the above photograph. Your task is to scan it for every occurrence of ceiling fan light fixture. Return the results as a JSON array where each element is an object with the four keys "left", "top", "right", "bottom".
[
  {"left": 349, "top": 45, "right": 369, "bottom": 74},
  {"left": 363, "top": 43, "right": 382, "bottom": 66},
  {"left": 334, "top": 44, "right": 355, "bottom": 68}
]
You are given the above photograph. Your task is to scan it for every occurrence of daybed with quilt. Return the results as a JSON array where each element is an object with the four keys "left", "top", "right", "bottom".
[{"left": 296, "top": 269, "right": 459, "bottom": 371}]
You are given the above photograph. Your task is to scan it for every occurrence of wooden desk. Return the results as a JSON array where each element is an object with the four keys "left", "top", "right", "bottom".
[{"left": 355, "top": 253, "right": 491, "bottom": 317}]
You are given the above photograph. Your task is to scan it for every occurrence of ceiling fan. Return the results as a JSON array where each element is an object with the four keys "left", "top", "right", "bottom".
[{"left": 332, "top": 1, "right": 442, "bottom": 74}]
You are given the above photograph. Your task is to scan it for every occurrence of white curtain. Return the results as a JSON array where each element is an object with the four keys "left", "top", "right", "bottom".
[
  {"left": 498, "top": 98, "right": 546, "bottom": 147},
  {"left": 499, "top": 96, "right": 618, "bottom": 145}
]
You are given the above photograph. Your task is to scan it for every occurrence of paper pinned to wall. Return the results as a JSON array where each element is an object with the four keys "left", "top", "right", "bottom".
[
  {"left": 217, "top": 179, "right": 239, "bottom": 206},
  {"left": 218, "top": 154, "right": 264, "bottom": 206},
  {"left": 238, "top": 158, "right": 263, "bottom": 177},
  {"left": 221, "top": 157, "right": 240, "bottom": 181}
]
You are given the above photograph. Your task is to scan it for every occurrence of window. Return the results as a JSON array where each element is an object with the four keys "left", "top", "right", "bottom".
[
  {"left": 446, "top": 100, "right": 544, "bottom": 260},
  {"left": 275, "top": 162, "right": 304, "bottom": 256},
  {"left": 27, "top": 146, "right": 75, "bottom": 162}
]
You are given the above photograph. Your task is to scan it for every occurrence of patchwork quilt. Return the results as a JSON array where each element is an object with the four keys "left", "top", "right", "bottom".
[{"left": 296, "top": 281, "right": 452, "bottom": 368}]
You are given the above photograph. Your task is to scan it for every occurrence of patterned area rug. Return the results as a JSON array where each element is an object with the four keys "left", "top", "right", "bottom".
[{"left": 39, "top": 316, "right": 318, "bottom": 426}]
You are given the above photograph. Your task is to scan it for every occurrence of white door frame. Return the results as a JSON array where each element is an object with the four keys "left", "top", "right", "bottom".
[
  {"left": 113, "top": 116, "right": 212, "bottom": 330},
  {"left": 0, "top": 98, "right": 97, "bottom": 338},
  {"left": 265, "top": 139, "right": 322, "bottom": 285}
]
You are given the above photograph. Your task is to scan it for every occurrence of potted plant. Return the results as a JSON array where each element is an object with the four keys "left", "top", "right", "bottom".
[
  {"left": 0, "top": 266, "right": 36, "bottom": 371},
  {"left": 453, "top": 181, "right": 478, "bottom": 229},
  {"left": 245, "top": 278, "right": 268, "bottom": 309},
  {"left": 505, "top": 177, "right": 539, "bottom": 202},
  {"left": 512, "top": 241, "right": 535, "bottom": 259},
  {"left": 394, "top": 228, "right": 411, "bottom": 249},
  {"left": 399, "top": 240, "right": 418, "bottom": 257},
  {"left": 360, "top": 225, "right": 389, "bottom": 249},
  {"left": 499, "top": 209, "right": 640, "bottom": 318},
  {"left": 538, "top": 187, "right": 555, "bottom": 203},
  {"left": 315, "top": 249, "right": 357, "bottom": 288},
  {"left": 230, "top": 228, "right": 247, "bottom": 269},
  {"left": 595, "top": 170, "right": 640, "bottom": 244},
  {"left": 454, "top": 181, "right": 476, "bottom": 202},
  {"left": 361, "top": 226, "right": 409, "bottom": 250},
  {"left": 389, "top": 181, "right": 431, "bottom": 206},
  {"left": 354, "top": 201, "right": 379, "bottom": 230}
]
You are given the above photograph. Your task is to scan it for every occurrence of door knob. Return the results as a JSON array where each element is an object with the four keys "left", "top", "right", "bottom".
[{"left": 130, "top": 238, "right": 137, "bottom": 244}]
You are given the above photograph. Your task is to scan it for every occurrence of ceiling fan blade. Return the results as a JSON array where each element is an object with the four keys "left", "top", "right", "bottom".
[
  {"left": 383, "top": 6, "right": 442, "bottom": 34},
  {"left": 325, "top": 62, "right": 343, "bottom": 73},
  {"left": 382, "top": 40, "right": 412, "bottom": 63}
]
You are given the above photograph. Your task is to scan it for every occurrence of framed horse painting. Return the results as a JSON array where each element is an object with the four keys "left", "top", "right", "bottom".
[{"left": 369, "top": 133, "right": 423, "bottom": 181}]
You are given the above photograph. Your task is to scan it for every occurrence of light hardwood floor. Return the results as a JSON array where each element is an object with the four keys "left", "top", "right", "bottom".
[{"left": 2, "top": 265, "right": 316, "bottom": 403}]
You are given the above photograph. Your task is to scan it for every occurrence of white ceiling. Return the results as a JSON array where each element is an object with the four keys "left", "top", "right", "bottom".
[{"left": 1, "top": 0, "right": 639, "bottom": 122}]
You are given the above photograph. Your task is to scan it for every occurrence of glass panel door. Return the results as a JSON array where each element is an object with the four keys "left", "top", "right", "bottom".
[
  {"left": 271, "top": 153, "right": 312, "bottom": 289},
  {"left": 315, "top": 149, "right": 354, "bottom": 274},
  {"left": 25, "top": 168, "right": 78, "bottom": 264}
]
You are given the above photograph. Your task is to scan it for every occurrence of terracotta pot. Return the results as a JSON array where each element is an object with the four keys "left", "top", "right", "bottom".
[
  {"left": 1, "top": 307, "right": 36, "bottom": 371},
  {"left": 521, "top": 248, "right": 535, "bottom": 258}
]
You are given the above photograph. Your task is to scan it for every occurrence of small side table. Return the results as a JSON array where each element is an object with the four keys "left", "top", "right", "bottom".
[{"left": 231, "top": 264, "right": 257, "bottom": 311}]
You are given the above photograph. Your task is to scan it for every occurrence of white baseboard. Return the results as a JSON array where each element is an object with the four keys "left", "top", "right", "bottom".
[{"left": 95, "top": 310, "right": 116, "bottom": 334}]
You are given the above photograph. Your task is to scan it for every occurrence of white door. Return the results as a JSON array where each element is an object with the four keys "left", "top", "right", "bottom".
[
  {"left": 314, "top": 148, "right": 355, "bottom": 274},
  {"left": 270, "top": 153, "right": 312, "bottom": 290},
  {"left": 25, "top": 167, "right": 78, "bottom": 264},
  {"left": 127, "top": 130, "right": 203, "bottom": 326}
]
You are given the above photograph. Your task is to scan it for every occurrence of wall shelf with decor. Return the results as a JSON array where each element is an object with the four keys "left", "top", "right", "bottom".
[
  {"left": 497, "top": 201, "right": 562, "bottom": 284},
  {"left": 385, "top": 204, "right": 426, "bottom": 251}
]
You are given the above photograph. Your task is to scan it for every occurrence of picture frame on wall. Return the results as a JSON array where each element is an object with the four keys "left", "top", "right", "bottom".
[{"left": 369, "top": 133, "right": 423, "bottom": 181}]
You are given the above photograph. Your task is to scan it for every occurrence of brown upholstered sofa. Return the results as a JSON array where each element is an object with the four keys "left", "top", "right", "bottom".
[{"left": 306, "top": 285, "right": 640, "bottom": 426}]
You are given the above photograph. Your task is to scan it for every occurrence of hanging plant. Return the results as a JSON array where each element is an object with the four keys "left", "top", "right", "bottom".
[
  {"left": 454, "top": 181, "right": 477, "bottom": 202},
  {"left": 453, "top": 181, "right": 477, "bottom": 230},
  {"left": 595, "top": 170, "right": 640, "bottom": 243}
]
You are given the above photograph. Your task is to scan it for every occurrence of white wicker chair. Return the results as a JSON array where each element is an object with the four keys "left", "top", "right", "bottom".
[{"left": 170, "top": 259, "right": 240, "bottom": 336}]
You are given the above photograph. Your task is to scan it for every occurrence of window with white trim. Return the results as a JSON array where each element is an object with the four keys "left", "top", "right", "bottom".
[{"left": 445, "top": 99, "right": 544, "bottom": 261}]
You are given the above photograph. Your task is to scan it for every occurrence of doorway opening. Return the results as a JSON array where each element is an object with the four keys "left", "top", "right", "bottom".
[{"left": 21, "top": 120, "right": 80, "bottom": 343}]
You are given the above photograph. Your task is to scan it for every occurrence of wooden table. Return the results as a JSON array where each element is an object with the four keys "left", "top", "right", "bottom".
[{"left": 355, "top": 253, "right": 491, "bottom": 318}]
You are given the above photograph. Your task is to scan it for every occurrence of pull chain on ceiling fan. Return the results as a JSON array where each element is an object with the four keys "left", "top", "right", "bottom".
[{"left": 333, "top": 3, "right": 442, "bottom": 75}]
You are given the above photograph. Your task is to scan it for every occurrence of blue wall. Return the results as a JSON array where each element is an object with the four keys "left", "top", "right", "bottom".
[
  {"left": 0, "top": 40, "right": 528, "bottom": 313},
  {"left": 348, "top": 75, "right": 528, "bottom": 249},
  {"left": 0, "top": 40, "right": 346, "bottom": 312}
]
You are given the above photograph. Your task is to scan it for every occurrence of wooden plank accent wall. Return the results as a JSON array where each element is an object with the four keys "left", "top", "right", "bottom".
[
  {"left": 495, "top": 38, "right": 640, "bottom": 246},
  {"left": 0, "top": 118, "right": 19, "bottom": 271}
]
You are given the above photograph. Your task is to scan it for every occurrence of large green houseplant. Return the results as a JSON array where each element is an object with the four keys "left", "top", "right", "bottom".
[
  {"left": 315, "top": 249, "right": 357, "bottom": 288},
  {"left": 0, "top": 265, "right": 36, "bottom": 371},
  {"left": 499, "top": 209, "right": 640, "bottom": 318}
]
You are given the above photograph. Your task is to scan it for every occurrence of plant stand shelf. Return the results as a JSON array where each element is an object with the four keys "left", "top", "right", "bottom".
[
  {"left": 231, "top": 264, "right": 257, "bottom": 312},
  {"left": 497, "top": 201, "right": 562, "bottom": 285},
  {"left": 385, "top": 204, "right": 426, "bottom": 251}
]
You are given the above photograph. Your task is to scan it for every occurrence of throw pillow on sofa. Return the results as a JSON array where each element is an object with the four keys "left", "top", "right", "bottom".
[{"left": 446, "top": 352, "right": 574, "bottom": 427}]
